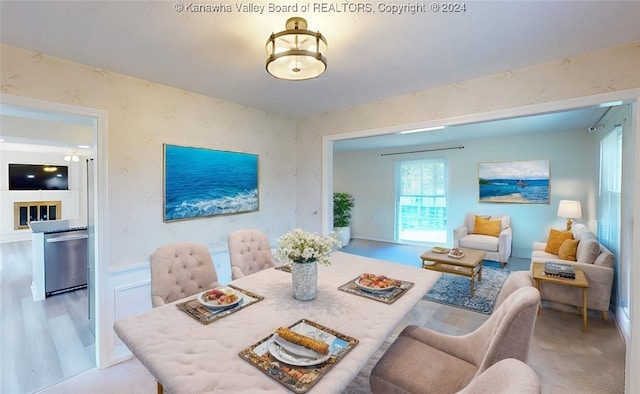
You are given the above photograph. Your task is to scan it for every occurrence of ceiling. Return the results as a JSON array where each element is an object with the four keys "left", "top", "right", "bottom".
[
  {"left": 1, "top": 1, "right": 639, "bottom": 119},
  {"left": 0, "top": 1, "right": 637, "bottom": 153}
]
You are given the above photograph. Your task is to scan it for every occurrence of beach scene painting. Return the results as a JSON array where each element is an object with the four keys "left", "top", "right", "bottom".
[
  {"left": 478, "top": 160, "right": 549, "bottom": 204},
  {"left": 164, "top": 144, "right": 258, "bottom": 221}
]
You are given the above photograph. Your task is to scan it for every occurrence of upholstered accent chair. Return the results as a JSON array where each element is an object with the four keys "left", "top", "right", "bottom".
[
  {"left": 228, "top": 229, "right": 277, "bottom": 280},
  {"left": 370, "top": 286, "right": 539, "bottom": 393},
  {"left": 494, "top": 271, "right": 535, "bottom": 310},
  {"left": 457, "top": 358, "right": 541, "bottom": 394},
  {"left": 454, "top": 213, "right": 512, "bottom": 268},
  {"left": 149, "top": 242, "right": 219, "bottom": 308}
]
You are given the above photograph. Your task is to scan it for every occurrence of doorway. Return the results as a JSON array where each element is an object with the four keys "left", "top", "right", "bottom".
[{"left": 0, "top": 94, "right": 107, "bottom": 391}]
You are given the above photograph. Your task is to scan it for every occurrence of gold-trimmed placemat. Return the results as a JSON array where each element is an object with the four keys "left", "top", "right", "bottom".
[
  {"left": 338, "top": 276, "right": 414, "bottom": 304},
  {"left": 275, "top": 264, "right": 292, "bottom": 273},
  {"left": 238, "top": 319, "right": 358, "bottom": 393},
  {"left": 176, "top": 285, "right": 264, "bottom": 325}
]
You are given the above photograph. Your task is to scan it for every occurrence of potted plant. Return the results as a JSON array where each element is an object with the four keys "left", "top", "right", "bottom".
[{"left": 333, "top": 192, "right": 354, "bottom": 247}]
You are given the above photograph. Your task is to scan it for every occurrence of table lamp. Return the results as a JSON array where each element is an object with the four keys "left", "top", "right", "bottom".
[{"left": 557, "top": 200, "right": 582, "bottom": 231}]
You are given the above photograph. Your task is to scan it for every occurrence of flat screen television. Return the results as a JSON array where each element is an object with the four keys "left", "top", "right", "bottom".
[{"left": 9, "top": 163, "right": 69, "bottom": 190}]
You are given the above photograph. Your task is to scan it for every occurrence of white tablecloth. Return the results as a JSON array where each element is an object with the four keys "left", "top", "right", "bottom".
[{"left": 114, "top": 251, "right": 440, "bottom": 393}]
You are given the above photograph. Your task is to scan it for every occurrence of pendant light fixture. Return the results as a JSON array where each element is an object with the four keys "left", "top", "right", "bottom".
[{"left": 265, "top": 17, "right": 327, "bottom": 81}]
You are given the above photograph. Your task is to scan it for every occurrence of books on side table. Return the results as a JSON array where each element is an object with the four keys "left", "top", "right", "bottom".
[{"left": 544, "top": 262, "right": 576, "bottom": 279}]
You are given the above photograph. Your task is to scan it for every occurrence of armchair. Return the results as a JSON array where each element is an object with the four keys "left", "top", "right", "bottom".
[
  {"left": 454, "top": 213, "right": 512, "bottom": 268},
  {"left": 370, "top": 286, "right": 540, "bottom": 393}
]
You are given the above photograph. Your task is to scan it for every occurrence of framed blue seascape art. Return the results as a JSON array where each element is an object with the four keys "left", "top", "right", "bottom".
[
  {"left": 478, "top": 160, "right": 550, "bottom": 204},
  {"left": 163, "top": 144, "right": 259, "bottom": 222}
]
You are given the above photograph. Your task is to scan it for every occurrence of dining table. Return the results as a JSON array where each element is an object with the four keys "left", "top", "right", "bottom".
[{"left": 113, "top": 251, "right": 441, "bottom": 393}]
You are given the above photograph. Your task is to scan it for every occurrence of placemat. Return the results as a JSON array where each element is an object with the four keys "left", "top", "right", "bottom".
[
  {"left": 275, "top": 264, "right": 292, "bottom": 273},
  {"left": 238, "top": 319, "right": 358, "bottom": 393},
  {"left": 176, "top": 285, "right": 264, "bottom": 325},
  {"left": 338, "top": 276, "right": 414, "bottom": 304}
]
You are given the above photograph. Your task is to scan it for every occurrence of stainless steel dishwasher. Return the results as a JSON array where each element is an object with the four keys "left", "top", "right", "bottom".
[{"left": 44, "top": 230, "right": 88, "bottom": 296}]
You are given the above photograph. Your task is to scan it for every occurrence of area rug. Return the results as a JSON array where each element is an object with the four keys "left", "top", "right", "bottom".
[{"left": 423, "top": 266, "right": 510, "bottom": 314}]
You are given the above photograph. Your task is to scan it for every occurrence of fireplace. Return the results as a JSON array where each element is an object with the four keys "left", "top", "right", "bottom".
[{"left": 13, "top": 200, "right": 62, "bottom": 230}]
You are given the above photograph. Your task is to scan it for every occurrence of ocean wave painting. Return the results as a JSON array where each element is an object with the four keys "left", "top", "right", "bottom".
[
  {"left": 164, "top": 144, "right": 259, "bottom": 221},
  {"left": 478, "top": 160, "right": 549, "bottom": 204}
]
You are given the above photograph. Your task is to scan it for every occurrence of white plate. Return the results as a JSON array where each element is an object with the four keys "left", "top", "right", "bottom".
[
  {"left": 267, "top": 336, "right": 331, "bottom": 366},
  {"left": 198, "top": 288, "right": 243, "bottom": 310},
  {"left": 355, "top": 276, "right": 396, "bottom": 292}
]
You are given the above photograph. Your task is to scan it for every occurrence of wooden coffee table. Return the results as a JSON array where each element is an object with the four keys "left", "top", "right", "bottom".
[
  {"left": 532, "top": 262, "right": 589, "bottom": 331},
  {"left": 420, "top": 248, "right": 486, "bottom": 296}
]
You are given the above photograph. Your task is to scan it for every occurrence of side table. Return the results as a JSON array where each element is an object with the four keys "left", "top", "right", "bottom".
[{"left": 531, "top": 262, "right": 589, "bottom": 331}]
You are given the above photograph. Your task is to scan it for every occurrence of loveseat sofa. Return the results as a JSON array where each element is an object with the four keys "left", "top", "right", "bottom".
[{"left": 530, "top": 223, "right": 614, "bottom": 317}]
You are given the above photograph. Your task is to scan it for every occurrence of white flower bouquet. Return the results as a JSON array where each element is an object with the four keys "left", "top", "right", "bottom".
[{"left": 276, "top": 228, "right": 340, "bottom": 266}]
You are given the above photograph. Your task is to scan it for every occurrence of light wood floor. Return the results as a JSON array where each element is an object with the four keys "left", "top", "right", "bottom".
[
  {"left": 23, "top": 238, "right": 627, "bottom": 393},
  {"left": 0, "top": 241, "right": 95, "bottom": 394}
]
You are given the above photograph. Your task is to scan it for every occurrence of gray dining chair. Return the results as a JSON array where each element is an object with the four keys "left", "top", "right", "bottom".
[
  {"left": 149, "top": 242, "right": 219, "bottom": 308},
  {"left": 228, "top": 229, "right": 276, "bottom": 280}
]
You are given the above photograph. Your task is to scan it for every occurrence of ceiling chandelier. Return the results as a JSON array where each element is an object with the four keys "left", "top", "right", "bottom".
[{"left": 265, "top": 17, "right": 327, "bottom": 81}]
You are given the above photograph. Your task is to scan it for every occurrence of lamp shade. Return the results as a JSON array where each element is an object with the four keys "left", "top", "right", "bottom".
[
  {"left": 557, "top": 200, "right": 582, "bottom": 219},
  {"left": 266, "top": 17, "right": 327, "bottom": 81}
]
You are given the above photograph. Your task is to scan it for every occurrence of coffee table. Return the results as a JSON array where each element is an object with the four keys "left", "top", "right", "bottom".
[
  {"left": 420, "top": 248, "right": 486, "bottom": 296},
  {"left": 531, "top": 262, "right": 589, "bottom": 331}
]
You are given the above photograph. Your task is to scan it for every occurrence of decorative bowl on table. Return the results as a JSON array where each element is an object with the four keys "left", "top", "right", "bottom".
[
  {"left": 198, "top": 288, "right": 243, "bottom": 309},
  {"left": 431, "top": 246, "right": 450, "bottom": 254},
  {"left": 355, "top": 273, "right": 398, "bottom": 292}
]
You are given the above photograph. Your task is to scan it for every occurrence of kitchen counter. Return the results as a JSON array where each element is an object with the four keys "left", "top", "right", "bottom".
[{"left": 29, "top": 219, "right": 87, "bottom": 234}]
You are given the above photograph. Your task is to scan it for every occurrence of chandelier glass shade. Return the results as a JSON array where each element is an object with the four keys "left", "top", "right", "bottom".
[{"left": 265, "top": 17, "right": 327, "bottom": 81}]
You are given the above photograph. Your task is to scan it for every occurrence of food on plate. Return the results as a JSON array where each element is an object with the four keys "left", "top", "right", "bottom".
[
  {"left": 357, "top": 273, "right": 398, "bottom": 289},
  {"left": 276, "top": 327, "right": 329, "bottom": 355},
  {"left": 202, "top": 289, "right": 239, "bottom": 305},
  {"left": 448, "top": 248, "right": 465, "bottom": 258}
]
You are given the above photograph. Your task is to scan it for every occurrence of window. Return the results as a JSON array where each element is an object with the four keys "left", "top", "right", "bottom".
[
  {"left": 396, "top": 158, "right": 447, "bottom": 243},
  {"left": 599, "top": 126, "right": 624, "bottom": 317}
]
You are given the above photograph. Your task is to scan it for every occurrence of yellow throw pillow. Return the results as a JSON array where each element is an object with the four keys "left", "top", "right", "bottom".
[
  {"left": 558, "top": 239, "right": 579, "bottom": 261},
  {"left": 473, "top": 215, "right": 501, "bottom": 237},
  {"left": 545, "top": 229, "right": 574, "bottom": 255}
]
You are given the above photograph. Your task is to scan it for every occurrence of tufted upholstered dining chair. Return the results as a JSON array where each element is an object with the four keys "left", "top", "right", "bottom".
[
  {"left": 369, "top": 286, "right": 540, "bottom": 393},
  {"left": 149, "top": 242, "right": 219, "bottom": 308},
  {"left": 228, "top": 229, "right": 277, "bottom": 280},
  {"left": 456, "top": 358, "right": 541, "bottom": 394}
]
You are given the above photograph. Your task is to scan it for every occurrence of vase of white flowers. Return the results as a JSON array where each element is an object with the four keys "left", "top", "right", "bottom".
[{"left": 276, "top": 228, "right": 340, "bottom": 301}]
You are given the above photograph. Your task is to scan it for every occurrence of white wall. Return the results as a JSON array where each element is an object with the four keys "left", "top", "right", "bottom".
[
  {"left": 334, "top": 128, "right": 599, "bottom": 257},
  {"left": 0, "top": 150, "right": 85, "bottom": 242},
  {"left": 1, "top": 40, "right": 639, "bottom": 391},
  {"left": 0, "top": 43, "right": 297, "bottom": 268}
]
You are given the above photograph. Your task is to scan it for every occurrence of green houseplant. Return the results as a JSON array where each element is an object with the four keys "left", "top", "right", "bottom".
[{"left": 333, "top": 192, "right": 354, "bottom": 246}]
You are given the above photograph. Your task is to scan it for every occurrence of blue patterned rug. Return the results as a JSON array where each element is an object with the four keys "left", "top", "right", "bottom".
[{"left": 423, "top": 266, "right": 510, "bottom": 314}]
